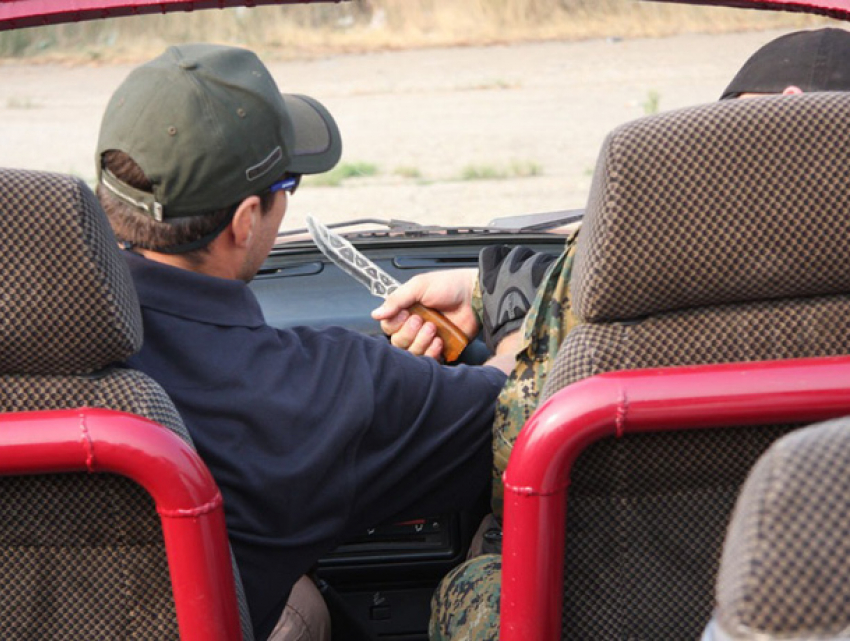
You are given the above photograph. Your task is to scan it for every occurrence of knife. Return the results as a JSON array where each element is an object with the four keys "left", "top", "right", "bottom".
[{"left": 305, "top": 215, "right": 469, "bottom": 362}]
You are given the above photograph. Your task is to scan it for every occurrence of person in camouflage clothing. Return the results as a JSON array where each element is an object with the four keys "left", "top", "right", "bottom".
[
  {"left": 372, "top": 27, "right": 850, "bottom": 640},
  {"left": 488, "top": 241, "right": 578, "bottom": 519},
  {"left": 374, "top": 233, "right": 579, "bottom": 640},
  {"left": 428, "top": 238, "right": 579, "bottom": 641}
]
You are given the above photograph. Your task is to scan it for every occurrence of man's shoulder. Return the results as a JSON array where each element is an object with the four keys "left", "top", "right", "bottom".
[{"left": 123, "top": 251, "right": 267, "bottom": 329}]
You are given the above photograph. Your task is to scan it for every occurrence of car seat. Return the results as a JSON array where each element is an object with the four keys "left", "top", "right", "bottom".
[
  {"left": 513, "top": 92, "right": 850, "bottom": 640},
  {"left": 0, "top": 168, "right": 253, "bottom": 640},
  {"left": 703, "top": 416, "right": 850, "bottom": 641}
]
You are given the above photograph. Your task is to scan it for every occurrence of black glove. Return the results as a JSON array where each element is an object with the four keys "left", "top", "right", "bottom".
[{"left": 479, "top": 245, "right": 555, "bottom": 351}]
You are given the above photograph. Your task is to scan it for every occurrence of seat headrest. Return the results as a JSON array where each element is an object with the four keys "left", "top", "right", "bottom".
[
  {"left": 572, "top": 93, "right": 850, "bottom": 323},
  {"left": 0, "top": 169, "right": 142, "bottom": 375},
  {"left": 705, "top": 417, "right": 850, "bottom": 641}
]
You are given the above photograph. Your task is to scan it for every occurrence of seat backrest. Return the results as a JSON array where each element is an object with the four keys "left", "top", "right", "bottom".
[
  {"left": 0, "top": 168, "right": 252, "bottom": 639},
  {"left": 703, "top": 417, "right": 850, "bottom": 641},
  {"left": 538, "top": 93, "right": 850, "bottom": 640}
]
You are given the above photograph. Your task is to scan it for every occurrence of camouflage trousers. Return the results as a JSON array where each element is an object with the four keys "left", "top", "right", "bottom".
[{"left": 429, "top": 554, "right": 502, "bottom": 641}]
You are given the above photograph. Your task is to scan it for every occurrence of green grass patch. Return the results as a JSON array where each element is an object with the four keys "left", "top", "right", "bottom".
[
  {"left": 5, "top": 97, "right": 37, "bottom": 110},
  {"left": 305, "top": 161, "right": 379, "bottom": 187},
  {"left": 459, "top": 160, "right": 542, "bottom": 182},
  {"left": 394, "top": 166, "right": 422, "bottom": 179},
  {"left": 460, "top": 164, "right": 506, "bottom": 181},
  {"left": 465, "top": 79, "right": 521, "bottom": 91},
  {"left": 642, "top": 89, "right": 661, "bottom": 115},
  {"left": 510, "top": 160, "right": 542, "bottom": 178}
]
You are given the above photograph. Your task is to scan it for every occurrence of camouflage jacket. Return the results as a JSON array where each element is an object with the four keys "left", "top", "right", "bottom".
[{"left": 473, "top": 234, "right": 580, "bottom": 520}]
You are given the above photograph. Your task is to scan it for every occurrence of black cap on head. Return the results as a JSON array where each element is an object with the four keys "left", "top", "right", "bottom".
[{"left": 721, "top": 28, "right": 850, "bottom": 100}]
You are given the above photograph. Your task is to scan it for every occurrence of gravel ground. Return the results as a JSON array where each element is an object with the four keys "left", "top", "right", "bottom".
[{"left": 0, "top": 28, "right": 801, "bottom": 230}]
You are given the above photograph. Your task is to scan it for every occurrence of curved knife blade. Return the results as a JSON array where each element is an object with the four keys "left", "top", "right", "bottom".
[
  {"left": 305, "top": 215, "right": 469, "bottom": 362},
  {"left": 306, "top": 215, "right": 400, "bottom": 299}
]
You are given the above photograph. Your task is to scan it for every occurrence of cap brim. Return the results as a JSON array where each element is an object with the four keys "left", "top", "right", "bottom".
[
  {"left": 281, "top": 94, "right": 342, "bottom": 175},
  {"left": 720, "top": 28, "right": 850, "bottom": 100}
]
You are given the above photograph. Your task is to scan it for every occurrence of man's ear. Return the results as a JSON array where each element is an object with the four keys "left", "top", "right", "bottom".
[{"left": 229, "top": 196, "right": 262, "bottom": 248}]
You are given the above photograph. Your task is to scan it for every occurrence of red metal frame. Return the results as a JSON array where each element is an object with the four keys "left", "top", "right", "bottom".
[
  {"left": 500, "top": 355, "right": 850, "bottom": 641},
  {"left": 648, "top": 0, "right": 850, "bottom": 19},
  {"left": 0, "top": 0, "right": 345, "bottom": 31},
  {"left": 3, "top": 0, "right": 849, "bottom": 31},
  {"left": 0, "top": 407, "right": 243, "bottom": 641}
]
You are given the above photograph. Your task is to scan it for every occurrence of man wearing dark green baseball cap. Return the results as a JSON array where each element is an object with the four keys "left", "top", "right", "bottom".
[
  {"left": 97, "top": 42, "right": 342, "bottom": 256},
  {"left": 95, "top": 43, "right": 518, "bottom": 641}
]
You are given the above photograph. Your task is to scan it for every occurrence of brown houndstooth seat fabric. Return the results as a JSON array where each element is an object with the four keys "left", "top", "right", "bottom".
[
  {"left": 0, "top": 168, "right": 253, "bottom": 640},
  {"left": 703, "top": 417, "right": 850, "bottom": 641},
  {"left": 538, "top": 93, "right": 850, "bottom": 640}
]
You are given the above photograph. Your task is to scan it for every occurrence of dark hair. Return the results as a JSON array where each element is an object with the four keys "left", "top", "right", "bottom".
[{"left": 97, "top": 150, "right": 277, "bottom": 264}]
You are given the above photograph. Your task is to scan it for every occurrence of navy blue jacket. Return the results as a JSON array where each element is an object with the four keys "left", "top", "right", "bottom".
[{"left": 123, "top": 251, "right": 506, "bottom": 639}]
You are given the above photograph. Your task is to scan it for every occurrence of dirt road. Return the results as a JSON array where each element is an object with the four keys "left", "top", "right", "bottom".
[{"left": 0, "top": 29, "right": 797, "bottom": 230}]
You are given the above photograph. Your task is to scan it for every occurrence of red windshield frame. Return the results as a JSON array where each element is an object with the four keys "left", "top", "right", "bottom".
[
  {"left": 0, "top": 0, "right": 345, "bottom": 31},
  {"left": 3, "top": 0, "right": 848, "bottom": 32},
  {"left": 648, "top": 0, "right": 850, "bottom": 19}
]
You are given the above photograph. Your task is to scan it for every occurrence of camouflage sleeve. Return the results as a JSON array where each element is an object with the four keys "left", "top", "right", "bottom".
[
  {"left": 471, "top": 272, "right": 484, "bottom": 331},
  {"left": 490, "top": 234, "right": 581, "bottom": 520}
]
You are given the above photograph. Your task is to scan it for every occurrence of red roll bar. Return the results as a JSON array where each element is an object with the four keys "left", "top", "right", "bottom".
[
  {"left": 0, "top": 0, "right": 345, "bottom": 31},
  {"left": 0, "top": 407, "right": 243, "bottom": 641},
  {"left": 500, "top": 355, "right": 850, "bottom": 640}
]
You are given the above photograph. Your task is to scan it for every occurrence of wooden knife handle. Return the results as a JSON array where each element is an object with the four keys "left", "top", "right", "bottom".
[{"left": 409, "top": 303, "right": 469, "bottom": 363}]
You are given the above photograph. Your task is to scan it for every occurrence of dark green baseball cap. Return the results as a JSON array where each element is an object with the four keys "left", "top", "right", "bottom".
[{"left": 96, "top": 43, "right": 342, "bottom": 220}]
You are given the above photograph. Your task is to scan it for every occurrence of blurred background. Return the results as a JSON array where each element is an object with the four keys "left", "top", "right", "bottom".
[
  {"left": 0, "top": 1, "right": 834, "bottom": 229},
  {"left": 0, "top": 0, "right": 826, "bottom": 61}
]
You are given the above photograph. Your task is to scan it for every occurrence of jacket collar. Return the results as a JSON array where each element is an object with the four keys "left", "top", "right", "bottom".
[{"left": 123, "top": 250, "right": 266, "bottom": 328}]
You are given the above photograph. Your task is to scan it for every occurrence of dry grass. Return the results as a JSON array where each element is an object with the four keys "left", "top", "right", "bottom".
[{"left": 0, "top": 0, "right": 830, "bottom": 63}]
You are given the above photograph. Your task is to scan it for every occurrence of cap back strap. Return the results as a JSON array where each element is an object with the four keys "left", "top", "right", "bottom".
[{"left": 100, "top": 168, "right": 164, "bottom": 222}]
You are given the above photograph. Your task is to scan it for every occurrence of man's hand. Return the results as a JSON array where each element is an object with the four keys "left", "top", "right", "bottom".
[{"left": 372, "top": 268, "right": 480, "bottom": 359}]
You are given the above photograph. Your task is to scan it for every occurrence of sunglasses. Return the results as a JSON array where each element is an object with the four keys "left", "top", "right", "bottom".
[{"left": 268, "top": 174, "right": 301, "bottom": 196}]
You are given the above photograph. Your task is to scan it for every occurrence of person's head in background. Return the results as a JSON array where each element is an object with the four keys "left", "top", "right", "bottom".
[{"left": 721, "top": 27, "right": 850, "bottom": 100}]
